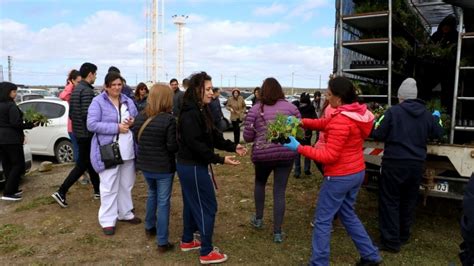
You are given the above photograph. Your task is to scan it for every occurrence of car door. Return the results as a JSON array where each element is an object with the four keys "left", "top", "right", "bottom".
[{"left": 19, "top": 101, "right": 66, "bottom": 155}]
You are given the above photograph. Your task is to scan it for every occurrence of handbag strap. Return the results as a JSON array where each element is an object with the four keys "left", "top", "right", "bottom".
[{"left": 137, "top": 115, "right": 157, "bottom": 141}]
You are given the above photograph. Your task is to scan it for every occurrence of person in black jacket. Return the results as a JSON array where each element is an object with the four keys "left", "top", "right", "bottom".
[
  {"left": 133, "top": 84, "right": 177, "bottom": 253},
  {"left": 372, "top": 78, "right": 444, "bottom": 253},
  {"left": 208, "top": 87, "right": 226, "bottom": 131},
  {"left": 52, "top": 62, "right": 101, "bottom": 208},
  {"left": 0, "top": 82, "right": 36, "bottom": 201},
  {"left": 176, "top": 71, "right": 247, "bottom": 264},
  {"left": 293, "top": 92, "right": 316, "bottom": 178}
]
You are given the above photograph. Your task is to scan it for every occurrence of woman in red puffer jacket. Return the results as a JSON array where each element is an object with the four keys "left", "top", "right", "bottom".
[{"left": 283, "top": 76, "right": 382, "bottom": 266}]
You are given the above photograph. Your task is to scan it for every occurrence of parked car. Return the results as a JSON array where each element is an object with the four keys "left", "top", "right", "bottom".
[
  {"left": 244, "top": 94, "right": 255, "bottom": 109},
  {"left": 0, "top": 144, "right": 32, "bottom": 188},
  {"left": 17, "top": 99, "right": 73, "bottom": 163},
  {"left": 15, "top": 93, "right": 44, "bottom": 103}
]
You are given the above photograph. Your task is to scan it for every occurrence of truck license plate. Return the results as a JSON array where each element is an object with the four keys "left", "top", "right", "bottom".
[{"left": 420, "top": 182, "right": 449, "bottom": 193}]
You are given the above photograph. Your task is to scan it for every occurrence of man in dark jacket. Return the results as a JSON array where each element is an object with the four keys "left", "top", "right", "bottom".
[
  {"left": 52, "top": 62, "right": 101, "bottom": 208},
  {"left": 170, "top": 78, "right": 184, "bottom": 117},
  {"left": 208, "top": 87, "right": 226, "bottom": 131},
  {"left": 372, "top": 78, "right": 444, "bottom": 253}
]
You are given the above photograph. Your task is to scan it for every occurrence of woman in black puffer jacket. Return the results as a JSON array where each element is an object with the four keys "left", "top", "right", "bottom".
[
  {"left": 0, "top": 82, "right": 35, "bottom": 201},
  {"left": 133, "top": 84, "right": 178, "bottom": 253}
]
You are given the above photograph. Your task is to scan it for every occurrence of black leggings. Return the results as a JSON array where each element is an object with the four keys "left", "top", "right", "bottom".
[
  {"left": 254, "top": 160, "right": 292, "bottom": 233},
  {"left": 232, "top": 119, "right": 241, "bottom": 144},
  {"left": 0, "top": 144, "right": 25, "bottom": 195}
]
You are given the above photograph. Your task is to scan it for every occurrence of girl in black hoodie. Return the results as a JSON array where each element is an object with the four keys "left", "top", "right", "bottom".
[{"left": 176, "top": 72, "right": 247, "bottom": 264}]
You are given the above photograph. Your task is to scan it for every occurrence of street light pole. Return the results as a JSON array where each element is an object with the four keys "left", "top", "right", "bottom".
[{"left": 291, "top": 72, "right": 294, "bottom": 95}]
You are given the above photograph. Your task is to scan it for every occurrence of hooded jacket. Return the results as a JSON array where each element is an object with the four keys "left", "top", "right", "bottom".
[
  {"left": 0, "top": 101, "right": 34, "bottom": 144},
  {"left": 177, "top": 99, "right": 236, "bottom": 165},
  {"left": 371, "top": 99, "right": 444, "bottom": 163},
  {"left": 243, "top": 99, "right": 300, "bottom": 163},
  {"left": 298, "top": 102, "right": 374, "bottom": 176}
]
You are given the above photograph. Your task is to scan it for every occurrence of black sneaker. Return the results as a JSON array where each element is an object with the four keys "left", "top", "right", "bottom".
[
  {"left": 356, "top": 258, "right": 382, "bottom": 266},
  {"left": 14, "top": 190, "right": 23, "bottom": 196},
  {"left": 52, "top": 192, "right": 68, "bottom": 208},
  {"left": 1, "top": 194, "right": 22, "bottom": 201},
  {"left": 93, "top": 193, "right": 100, "bottom": 200},
  {"left": 145, "top": 227, "right": 157, "bottom": 238}
]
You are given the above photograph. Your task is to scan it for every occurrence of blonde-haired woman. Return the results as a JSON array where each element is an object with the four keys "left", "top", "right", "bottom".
[{"left": 133, "top": 84, "right": 177, "bottom": 253}]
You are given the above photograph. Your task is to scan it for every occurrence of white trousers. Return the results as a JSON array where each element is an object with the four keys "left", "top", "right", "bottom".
[{"left": 98, "top": 159, "right": 136, "bottom": 227}]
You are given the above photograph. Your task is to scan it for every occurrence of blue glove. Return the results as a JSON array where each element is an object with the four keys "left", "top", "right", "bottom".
[
  {"left": 286, "top": 115, "right": 301, "bottom": 126},
  {"left": 432, "top": 110, "right": 441, "bottom": 118},
  {"left": 283, "top": 136, "right": 300, "bottom": 151}
]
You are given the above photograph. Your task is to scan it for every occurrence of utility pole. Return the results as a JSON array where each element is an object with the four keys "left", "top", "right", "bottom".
[
  {"left": 319, "top": 74, "right": 322, "bottom": 89},
  {"left": 145, "top": 0, "right": 164, "bottom": 83},
  {"left": 8, "top": 56, "right": 12, "bottom": 82},
  {"left": 173, "top": 15, "right": 188, "bottom": 83},
  {"left": 220, "top": 74, "right": 223, "bottom": 88},
  {"left": 234, "top": 75, "right": 237, "bottom": 88},
  {"left": 291, "top": 72, "right": 294, "bottom": 95}
]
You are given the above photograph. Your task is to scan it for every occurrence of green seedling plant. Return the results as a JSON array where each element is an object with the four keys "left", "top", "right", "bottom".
[
  {"left": 23, "top": 109, "right": 50, "bottom": 127},
  {"left": 266, "top": 113, "right": 304, "bottom": 144}
]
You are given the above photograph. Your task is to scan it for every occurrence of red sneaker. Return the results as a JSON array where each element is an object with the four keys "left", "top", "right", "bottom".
[
  {"left": 199, "top": 247, "right": 228, "bottom": 264},
  {"left": 180, "top": 239, "right": 201, "bottom": 251}
]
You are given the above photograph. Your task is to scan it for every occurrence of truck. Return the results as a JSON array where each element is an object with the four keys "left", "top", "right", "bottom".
[{"left": 334, "top": 0, "right": 474, "bottom": 202}]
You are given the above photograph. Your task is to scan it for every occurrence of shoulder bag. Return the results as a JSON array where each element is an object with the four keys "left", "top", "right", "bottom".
[{"left": 98, "top": 102, "right": 124, "bottom": 169}]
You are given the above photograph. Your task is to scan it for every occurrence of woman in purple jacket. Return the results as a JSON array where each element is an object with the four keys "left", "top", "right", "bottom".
[
  {"left": 243, "top": 77, "right": 301, "bottom": 243},
  {"left": 87, "top": 72, "right": 140, "bottom": 235}
]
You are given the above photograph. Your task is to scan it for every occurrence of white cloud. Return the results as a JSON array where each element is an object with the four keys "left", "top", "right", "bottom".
[
  {"left": 287, "top": 0, "right": 329, "bottom": 21},
  {"left": 253, "top": 3, "right": 287, "bottom": 17},
  {"left": 314, "top": 26, "right": 334, "bottom": 38},
  {"left": 0, "top": 11, "right": 332, "bottom": 88}
]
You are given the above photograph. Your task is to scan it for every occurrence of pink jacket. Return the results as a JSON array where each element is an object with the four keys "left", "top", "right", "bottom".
[{"left": 59, "top": 83, "right": 74, "bottom": 133}]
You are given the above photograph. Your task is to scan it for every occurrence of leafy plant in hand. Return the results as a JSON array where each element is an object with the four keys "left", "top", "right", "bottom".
[
  {"left": 266, "top": 114, "right": 304, "bottom": 144},
  {"left": 23, "top": 109, "right": 50, "bottom": 127}
]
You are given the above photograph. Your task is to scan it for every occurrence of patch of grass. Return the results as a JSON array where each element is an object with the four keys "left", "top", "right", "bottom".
[
  {"left": 15, "top": 196, "right": 55, "bottom": 212},
  {"left": 17, "top": 246, "right": 37, "bottom": 257},
  {"left": 0, "top": 224, "right": 24, "bottom": 254},
  {"left": 76, "top": 233, "right": 124, "bottom": 249},
  {"left": 76, "top": 233, "right": 100, "bottom": 245}
]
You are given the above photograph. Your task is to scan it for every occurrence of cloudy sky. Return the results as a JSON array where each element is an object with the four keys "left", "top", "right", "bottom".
[{"left": 0, "top": 0, "right": 335, "bottom": 88}]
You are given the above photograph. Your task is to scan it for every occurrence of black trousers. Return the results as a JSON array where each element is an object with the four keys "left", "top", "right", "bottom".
[
  {"left": 0, "top": 144, "right": 25, "bottom": 195},
  {"left": 58, "top": 137, "right": 100, "bottom": 195},
  {"left": 231, "top": 119, "right": 241, "bottom": 144},
  {"left": 378, "top": 161, "right": 423, "bottom": 250}
]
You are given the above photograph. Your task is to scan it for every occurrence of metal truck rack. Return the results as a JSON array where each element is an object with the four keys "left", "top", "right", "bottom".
[{"left": 334, "top": 0, "right": 474, "bottom": 201}]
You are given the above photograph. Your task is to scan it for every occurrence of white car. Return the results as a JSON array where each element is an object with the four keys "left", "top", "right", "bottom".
[{"left": 18, "top": 99, "right": 74, "bottom": 163}]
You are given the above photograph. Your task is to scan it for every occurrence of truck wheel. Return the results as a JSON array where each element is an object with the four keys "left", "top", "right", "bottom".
[{"left": 55, "top": 140, "right": 74, "bottom": 163}]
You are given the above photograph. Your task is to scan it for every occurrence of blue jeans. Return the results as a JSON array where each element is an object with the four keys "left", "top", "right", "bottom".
[
  {"left": 68, "top": 132, "right": 79, "bottom": 163},
  {"left": 310, "top": 170, "right": 381, "bottom": 266},
  {"left": 142, "top": 171, "right": 174, "bottom": 246},
  {"left": 294, "top": 154, "right": 311, "bottom": 176}
]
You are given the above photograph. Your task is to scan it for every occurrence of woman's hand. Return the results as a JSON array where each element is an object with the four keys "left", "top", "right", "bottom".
[
  {"left": 124, "top": 116, "right": 134, "bottom": 127},
  {"left": 224, "top": 155, "right": 240, "bottom": 165},
  {"left": 119, "top": 123, "right": 129, "bottom": 133},
  {"left": 235, "top": 144, "right": 247, "bottom": 156}
]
